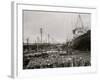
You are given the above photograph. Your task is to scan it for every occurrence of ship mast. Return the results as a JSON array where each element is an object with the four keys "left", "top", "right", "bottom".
[{"left": 75, "top": 14, "right": 84, "bottom": 29}]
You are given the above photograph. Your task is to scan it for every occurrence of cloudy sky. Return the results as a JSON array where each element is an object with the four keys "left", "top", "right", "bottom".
[{"left": 23, "top": 10, "right": 91, "bottom": 43}]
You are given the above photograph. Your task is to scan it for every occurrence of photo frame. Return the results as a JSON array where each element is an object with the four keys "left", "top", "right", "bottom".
[{"left": 11, "top": 1, "right": 97, "bottom": 78}]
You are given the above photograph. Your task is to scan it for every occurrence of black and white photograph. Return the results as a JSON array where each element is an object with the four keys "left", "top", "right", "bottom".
[{"left": 23, "top": 10, "right": 91, "bottom": 69}]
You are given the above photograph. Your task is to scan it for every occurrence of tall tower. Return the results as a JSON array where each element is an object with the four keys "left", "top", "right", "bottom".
[
  {"left": 26, "top": 38, "right": 29, "bottom": 46},
  {"left": 26, "top": 38, "right": 29, "bottom": 51},
  {"left": 48, "top": 34, "right": 50, "bottom": 43},
  {"left": 40, "top": 28, "right": 43, "bottom": 43}
]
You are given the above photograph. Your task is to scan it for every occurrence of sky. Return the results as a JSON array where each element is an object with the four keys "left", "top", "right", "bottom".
[{"left": 23, "top": 10, "right": 91, "bottom": 43}]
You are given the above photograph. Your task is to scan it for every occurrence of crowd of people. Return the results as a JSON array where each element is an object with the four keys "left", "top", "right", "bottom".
[{"left": 24, "top": 52, "right": 91, "bottom": 69}]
